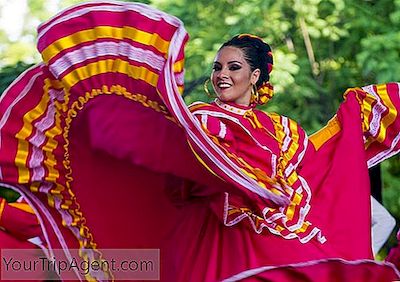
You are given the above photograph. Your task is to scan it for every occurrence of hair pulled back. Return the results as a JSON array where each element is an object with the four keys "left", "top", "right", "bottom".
[{"left": 220, "top": 34, "right": 274, "bottom": 105}]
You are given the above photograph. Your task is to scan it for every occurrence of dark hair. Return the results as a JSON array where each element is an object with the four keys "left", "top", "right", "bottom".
[{"left": 220, "top": 34, "right": 273, "bottom": 88}]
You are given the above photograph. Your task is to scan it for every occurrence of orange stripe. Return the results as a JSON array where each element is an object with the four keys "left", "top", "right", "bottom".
[
  {"left": 309, "top": 115, "right": 341, "bottom": 151},
  {"left": 8, "top": 202, "right": 35, "bottom": 214},
  {"left": 0, "top": 198, "right": 6, "bottom": 226}
]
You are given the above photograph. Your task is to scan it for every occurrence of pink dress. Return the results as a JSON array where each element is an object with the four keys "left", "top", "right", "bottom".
[{"left": 0, "top": 1, "right": 399, "bottom": 281}]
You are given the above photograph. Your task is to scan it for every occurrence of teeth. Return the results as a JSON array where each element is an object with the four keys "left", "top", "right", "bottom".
[{"left": 218, "top": 83, "right": 231, "bottom": 88}]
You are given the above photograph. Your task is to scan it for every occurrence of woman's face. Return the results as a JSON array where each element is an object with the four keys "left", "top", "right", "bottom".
[{"left": 211, "top": 46, "right": 260, "bottom": 106}]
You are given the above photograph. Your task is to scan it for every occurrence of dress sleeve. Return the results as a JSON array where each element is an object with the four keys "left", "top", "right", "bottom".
[
  {"left": 192, "top": 111, "right": 237, "bottom": 153},
  {"left": 310, "top": 83, "right": 400, "bottom": 168},
  {"left": 85, "top": 96, "right": 219, "bottom": 187},
  {"left": 355, "top": 83, "right": 400, "bottom": 167}
]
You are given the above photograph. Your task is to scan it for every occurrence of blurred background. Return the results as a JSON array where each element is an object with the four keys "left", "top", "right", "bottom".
[{"left": 0, "top": 0, "right": 399, "bottom": 258}]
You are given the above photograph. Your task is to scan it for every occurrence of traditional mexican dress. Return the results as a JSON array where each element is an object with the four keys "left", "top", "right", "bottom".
[{"left": 0, "top": 1, "right": 399, "bottom": 281}]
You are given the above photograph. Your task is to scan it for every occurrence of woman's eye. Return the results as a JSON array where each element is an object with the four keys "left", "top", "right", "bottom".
[
  {"left": 229, "top": 64, "right": 241, "bottom": 71},
  {"left": 212, "top": 65, "right": 221, "bottom": 71}
]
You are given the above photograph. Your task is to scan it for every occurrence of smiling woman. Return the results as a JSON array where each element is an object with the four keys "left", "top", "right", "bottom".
[
  {"left": 210, "top": 34, "right": 274, "bottom": 107},
  {"left": 211, "top": 46, "right": 259, "bottom": 106}
]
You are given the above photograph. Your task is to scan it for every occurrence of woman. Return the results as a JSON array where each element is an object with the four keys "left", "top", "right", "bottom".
[
  {"left": 168, "top": 34, "right": 400, "bottom": 281},
  {"left": 0, "top": 1, "right": 399, "bottom": 281}
]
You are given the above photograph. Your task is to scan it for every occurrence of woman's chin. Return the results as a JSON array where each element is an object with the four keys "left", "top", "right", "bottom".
[{"left": 216, "top": 94, "right": 231, "bottom": 102}]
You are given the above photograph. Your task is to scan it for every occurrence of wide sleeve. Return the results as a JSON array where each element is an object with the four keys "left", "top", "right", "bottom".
[
  {"left": 310, "top": 82, "right": 400, "bottom": 168},
  {"left": 356, "top": 83, "right": 400, "bottom": 167},
  {"left": 84, "top": 95, "right": 220, "bottom": 188},
  {"left": 190, "top": 105, "right": 237, "bottom": 153}
]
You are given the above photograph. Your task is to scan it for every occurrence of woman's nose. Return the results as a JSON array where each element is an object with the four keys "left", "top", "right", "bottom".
[{"left": 217, "top": 68, "right": 229, "bottom": 79}]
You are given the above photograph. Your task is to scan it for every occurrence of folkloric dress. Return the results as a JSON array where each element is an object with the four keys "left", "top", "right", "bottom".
[{"left": 0, "top": 1, "right": 399, "bottom": 281}]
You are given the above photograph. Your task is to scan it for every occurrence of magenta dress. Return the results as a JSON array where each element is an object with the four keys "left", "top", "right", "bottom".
[{"left": 0, "top": 1, "right": 399, "bottom": 281}]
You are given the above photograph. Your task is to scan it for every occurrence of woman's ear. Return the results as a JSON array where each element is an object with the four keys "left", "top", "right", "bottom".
[{"left": 251, "top": 69, "right": 261, "bottom": 85}]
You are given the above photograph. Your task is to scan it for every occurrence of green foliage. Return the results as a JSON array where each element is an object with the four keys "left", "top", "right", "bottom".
[
  {"left": 0, "top": 186, "right": 20, "bottom": 203},
  {"left": 0, "top": 62, "right": 34, "bottom": 94}
]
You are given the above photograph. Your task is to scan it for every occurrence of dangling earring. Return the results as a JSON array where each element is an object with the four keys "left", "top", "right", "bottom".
[
  {"left": 204, "top": 79, "right": 215, "bottom": 98},
  {"left": 251, "top": 84, "right": 259, "bottom": 104}
]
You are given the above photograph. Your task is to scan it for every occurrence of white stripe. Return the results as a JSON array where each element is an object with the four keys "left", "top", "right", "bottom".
[
  {"left": 0, "top": 64, "right": 42, "bottom": 131},
  {"left": 366, "top": 83, "right": 400, "bottom": 167},
  {"left": 284, "top": 136, "right": 308, "bottom": 178},
  {"left": 193, "top": 110, "right": 275, "bottom": 155},
  {"left": 0, "top": 64, "right": 43, "bottom": 180},
  {"left": 271, "top": 154, "right": 277, "bottom": 178},
  {"left": 49, "top": 41, "right": 165, "bottom": 77},
  {"left": 38, "top": 2, "right": 182, "bottom": 43},
  {"left": 174, "top": 71, "right": 185, "bottom": 86},
  {"left": 367, "top": 132, "right": 400, "bottom": 168},
  {"left": 30, "top": 148, "right": 45, "bottom": 181},
  {"left": 201, "top": 114, "right": 208, "bottom": 128},
  {"left": 362, "top": 85, "right": 386, "bottom": 138},
  {"left": 218, "top": 121, "right": 227, "bottom": 139},
  {"left": 29, "top": 99, "right": 56, "bottom": 181},
  {"left": 281, "top": 117, "right": 291, "bottom": 151},
  {"left": 224, "top": 189, "right": 324, "bottom": 244},
  {"left": 223, "top": 257, "right": 400, "bottom": 281}
]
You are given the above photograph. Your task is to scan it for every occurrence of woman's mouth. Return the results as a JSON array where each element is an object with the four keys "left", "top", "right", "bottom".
[{"left": 217, "top": 82, "right": 232, "bottom": 89}]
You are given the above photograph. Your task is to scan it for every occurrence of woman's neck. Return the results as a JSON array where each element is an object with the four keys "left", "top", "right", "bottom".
[{"left": 214, "top": 98, "right": 253, "bottom": 115}]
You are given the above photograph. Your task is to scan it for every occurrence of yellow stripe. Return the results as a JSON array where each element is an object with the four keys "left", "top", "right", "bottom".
[
  {"left": 8, "top": 202, "right": 35, "bottom": 214},
  {"left": 309, "top": 115, "right": 341, "bottom": 151},
  {"left": 189, "top": 102, "right": 209, "bottom": 112},
  {"left": 41, "top": 26, "right": 170, "bottom": 63},
  {"left": 269, "top": 113, "right": 285, "bottom": 143},
  {"left": 361, "top": 92, "right": 374, "bottom": 134},
  {"left": 62, "top": 59, "right": 159, "bottom": 89},
  {"left": 0, "top": 199, "right": 6, "bottom": 225},
  {"left": 281, "top": 119, "right": 300, "bottom": 170},
  {"left": 287, "top": 171, "right": 298, "bottom": 186},
  {"left": 173, "top": 59, "right": 184, "bottom": 73},
  {"left": 40, "top": 80, "right": 62, "bottom": 182},
  {"left": 295, "top": 221, "right": 310, "bottom": 233},
  {"left": 61, "top": 59, "right": 159, "bottom": 107},
  {"left": 177, "top": 85, "right": 184, "bottom": 95},
  {"left": 30, "top": 182, "right": 40, "bottom": 193},
  {"left": 15, "top": 80, "right": 52, "bottom": 183},
  {"left": 286, "top": 203, "right": 296, "bottom": 220},
  {"left": 285, "top": 193, "right": 302, "bottom": 221}
]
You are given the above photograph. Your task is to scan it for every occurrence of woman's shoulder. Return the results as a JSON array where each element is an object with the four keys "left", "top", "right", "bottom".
[
  {"left": 253, "top": 109, "right": 284, "bottom": 123},
  {"left": 254, "top": 109, "right": 307, "bottom": 133}
]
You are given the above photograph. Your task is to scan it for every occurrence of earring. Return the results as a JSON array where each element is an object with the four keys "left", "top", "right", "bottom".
[
  {"left": 251, "top": 84, "right": 259, "bottom": 104},
  {"left": 204, "top": 79, "right": 215, "bottom": 98}
]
